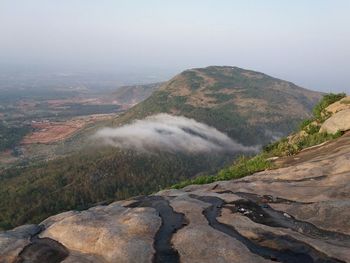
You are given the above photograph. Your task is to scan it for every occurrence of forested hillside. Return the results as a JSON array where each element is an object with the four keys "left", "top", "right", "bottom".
[
  {"left": 0, "top": 121, "right": 31, "bottom": 152},
  {"left": 0, "top": 147, "right": 230, "bottom": 229}
]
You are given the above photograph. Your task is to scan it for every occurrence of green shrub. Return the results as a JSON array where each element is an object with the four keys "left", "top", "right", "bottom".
[
  {"left": 304, "top": 124, "right": 320, "bottom": 135},
  {"left": 263, "top": 138, "right": 299, "bottom": 157},
  {"left": 297, "top": 131, "right": 343, "bottom": 149},
  {"left": 216, "top": 154, "right": 272, "bottom": 181},
  {"left": 313, "top": 93, "right": 346, "bottom": 120},
  {"left": 262, "top": 129, "right": 343, "bottom": 159},
  {"left": 172, "top": 154, "right": 272, "bottom": 189},
  {"left": 299, "top": 119, "right": 313, "bottom": 130}
]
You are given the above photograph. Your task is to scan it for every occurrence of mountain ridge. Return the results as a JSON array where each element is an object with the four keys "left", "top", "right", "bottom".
[{"left": 112, "top": 66, "right": 322, "bottom": 145}]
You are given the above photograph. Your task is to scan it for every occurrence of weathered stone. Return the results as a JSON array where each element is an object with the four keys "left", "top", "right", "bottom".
[
  {"left": 270, "top": 200, "right": 350, "bottom": 235},
  {"left": 0, "top": 224, "right": 41, "bottom": 263},
  {"left": 170, "top": 196, "right": 270, "bottom": 263},
  {"left": 41, "top": 204, "right": 161, "bottom": 263},
  {"left": 218, "top": 209, "right": 350, "bottom": 262},
  {"left": 325, "top": 96, "right": 350, "bottom": 114},
  {"left": 320, "top": 109, "right": 350, "bottom": 134}
]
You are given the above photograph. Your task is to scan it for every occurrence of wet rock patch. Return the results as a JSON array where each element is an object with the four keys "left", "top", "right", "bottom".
[
  {"left": 127, "top": 196, "right": 187, "bottom": 263},
  {"left": 192, "top": 195, "right": 345, "bottom": 263}
]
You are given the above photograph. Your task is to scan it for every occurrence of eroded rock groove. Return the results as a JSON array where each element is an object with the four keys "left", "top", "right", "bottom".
[
  {"left": 127, "top": 196, "right": 186, "bottom": 263},
  {"left": 191, "top": 195, "right": 344, "bottom": 263},
  {"left": 233, "top": 192, "right": 350, "bottom": 247}
]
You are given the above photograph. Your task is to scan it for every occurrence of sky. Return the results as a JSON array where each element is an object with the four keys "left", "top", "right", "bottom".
[{"left": 0, "top": 0, "right": 349, "bottom": 93}]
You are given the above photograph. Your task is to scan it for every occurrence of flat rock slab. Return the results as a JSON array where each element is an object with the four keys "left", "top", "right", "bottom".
[{"left": 41, "top": 204, "right": 161, "bottom": 263}]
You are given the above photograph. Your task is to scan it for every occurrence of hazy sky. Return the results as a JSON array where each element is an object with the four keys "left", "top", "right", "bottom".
[{"left": 0, "top": 1, "right": 349, "bottom": 93}]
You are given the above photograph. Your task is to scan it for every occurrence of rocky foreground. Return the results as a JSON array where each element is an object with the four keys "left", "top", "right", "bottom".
[{"left": 1, "top": 134, "right": 350, "bottom": 262}]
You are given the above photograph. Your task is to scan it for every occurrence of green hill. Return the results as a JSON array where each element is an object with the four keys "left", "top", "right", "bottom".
[{"left": 112, "top": 66, "right": 321, "bottom": 145}]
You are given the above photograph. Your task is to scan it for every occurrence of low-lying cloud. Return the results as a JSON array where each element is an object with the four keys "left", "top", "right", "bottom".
[{"left": 94, "top": 114, "right": 258, "bottom": 154}]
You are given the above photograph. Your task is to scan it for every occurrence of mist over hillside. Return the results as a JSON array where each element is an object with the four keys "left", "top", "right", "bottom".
[{"left": 95, "top": 113, "right": 258, "bottom": 154}]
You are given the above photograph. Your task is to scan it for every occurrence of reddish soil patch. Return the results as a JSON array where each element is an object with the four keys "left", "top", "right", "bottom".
[{"left": 22, "top": 114, "right": 113, "bottom": 144}]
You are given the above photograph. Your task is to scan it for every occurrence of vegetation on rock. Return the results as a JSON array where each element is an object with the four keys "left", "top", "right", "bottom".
[
  {"left": 172, "top": 93, "right": 347, "bottom": 189},
  {"left": 172, "top": 154, "right": 272, "bottom": 189},
  {"left": 313, "top": 93, "right": 346, "bottom": 121}
]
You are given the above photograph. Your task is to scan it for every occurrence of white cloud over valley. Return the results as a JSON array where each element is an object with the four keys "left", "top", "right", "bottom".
[{"left": 94, "top": 113, "right": 258, "bottom": 154}]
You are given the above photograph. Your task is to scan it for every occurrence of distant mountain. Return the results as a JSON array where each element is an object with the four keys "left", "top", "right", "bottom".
[
  {"left": 111, "top": 83, "right": 163, "bottom": 105},
  {"left": 0, "top": 66, "right": 323, "bottom": 229},
  {"left": 113, "top": 66, "right": 322, "bottom": 145}
]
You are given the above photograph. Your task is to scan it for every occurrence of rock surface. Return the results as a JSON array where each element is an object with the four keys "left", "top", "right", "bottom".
[
  {"left": 0, "top": 225, "right": 42, "bottom": 263},
  {"left": 325, "top": 96, "right": 350, "bottom": 114},
  {"left": 1, "top": 133, "right": 350, "bottom": 263},
  {"left": 42, "top": 204, "right": 161, "bottom": 263},
  {"left": 320, "top": 108, "right": 350, "bottom": 134}
]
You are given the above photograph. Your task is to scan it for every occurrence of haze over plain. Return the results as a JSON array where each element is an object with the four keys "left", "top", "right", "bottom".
[{"left": 0, "top": 0, "right": 349, "bottom": 93}]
